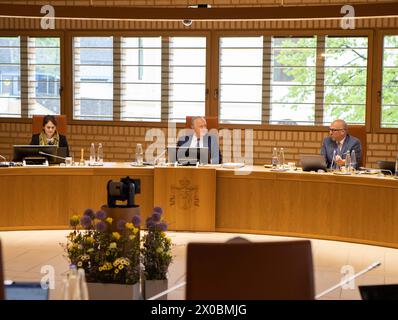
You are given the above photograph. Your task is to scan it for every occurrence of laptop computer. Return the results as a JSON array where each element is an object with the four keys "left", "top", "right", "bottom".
[
  {"left": 5, "top": 282, "right": 49, "bottom": 300},
  {"left": 167, "top": 146, "right": 209, "bottom": 165},
  {"left": 300, "top": 154, "right": 327, "bottom": 172},
  {"left": 376, "top": 160, "right": 395, "bottom": 174},
  {"left": 359, "top": 284, "right": 398, "bottom": 300}
]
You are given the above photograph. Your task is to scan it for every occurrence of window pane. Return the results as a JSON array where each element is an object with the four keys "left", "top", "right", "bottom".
[
  {"left": 219, "top": 36, "right": 263, "bottom": 124},
  {"left": 121, "top": 37, "right": 161, "bottom": 122},
  {"left": 381, "top": 36, "right": 398, "bottom": 128},
  {"left": 0, "top": 37, "right": 20, "bottom": 117},
  {"left": 271, "top": 37, "right": 316, "bottom": 125},
  {"left": 74, "top": 37, "right": 113, "bottom": 120},
  {"left": 323, "top": 37, "right": 368, "bottom": 125},
  {"left": 169, "top": 37, "right": 206, "bottom": 122},
  {"left": 28, "top": 37, "right": 61, "bottom": 116}
]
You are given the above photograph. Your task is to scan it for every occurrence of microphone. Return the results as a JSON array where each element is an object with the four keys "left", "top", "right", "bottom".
[
  {"left": 330, "top": 149, "right": 336, "bottom": 170},
  {"left": 38, "top": 151, "right": 67, "bottom": 160},
  {"left": 315, "top": 261, "right": 381, "bottom": 299}
]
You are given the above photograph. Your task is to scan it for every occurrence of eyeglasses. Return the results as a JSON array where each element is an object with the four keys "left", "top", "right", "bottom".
[{"left": 329, "top": 128, "right": 344, "bottom": 132}]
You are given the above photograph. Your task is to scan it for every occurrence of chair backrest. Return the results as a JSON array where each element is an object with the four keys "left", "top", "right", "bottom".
[
  {"left": 0, "top": 239, "right": 4, "bottom": 300},
  {"left": 186, "top": 240, "right": 315, "bottom": 300},
  {"left": 32, "top": 115, "right": 67, "bottom": 135},
  {"left": 185, "top": 116, "right": 219, "bottom": 131},
  {"left": 347, "top": 125, "right": 366, "bottom": 167}
]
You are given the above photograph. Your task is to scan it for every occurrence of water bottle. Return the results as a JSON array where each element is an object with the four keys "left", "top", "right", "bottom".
[
  {"left": 279, "top": 148, "right": 285, "bottom": 168},
  {"left": 345, "top": 151, "right": 351, "bottom": 173},
  {"left": 136, "top": 143, "right": 143, "bottom": 165},
  {"left": 271, "top": 147, "right": 279, "bottom": 168},
  {"left": 89, "top": 143, "right": 96, "bottom": 165},
  {"left": 395, "top": 154, "right": 398, "bottom": 178},
  {"left": 63, "top": 264, "right": 81, "bottom": 300},
  {"left": 78, "top": 268, "right": 89, "bottom": 300},
  {"left": 350, "top": 150, "right": 357, "bottom": 171},
  {"left": 97, "top": 143, "right": 103, "bottom": 164}
]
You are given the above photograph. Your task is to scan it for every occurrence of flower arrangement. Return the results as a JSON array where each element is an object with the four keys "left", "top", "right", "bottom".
[
  {"left": 64, "top": 208, "right": 141, "bottom": 285},
  {"left": 141, "top": 207, "right": 173, "bottom": 280}
]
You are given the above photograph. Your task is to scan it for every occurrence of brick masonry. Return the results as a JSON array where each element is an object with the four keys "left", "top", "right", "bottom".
[{"left": 1, "top": 122, "right": 397, "bottom": 168}]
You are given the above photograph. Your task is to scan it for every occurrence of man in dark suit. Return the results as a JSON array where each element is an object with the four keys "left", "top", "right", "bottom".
[
  {"left": 177, "top": 116, "right": 222, "bottom": 164},
  {"left": 321, "top": 119, "right": 362, "bottom": 169}
]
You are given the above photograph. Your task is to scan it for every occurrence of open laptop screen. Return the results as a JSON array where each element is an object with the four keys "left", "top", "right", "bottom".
[{"left": 5, "top": 282, "right": 49, "bottom": 300}]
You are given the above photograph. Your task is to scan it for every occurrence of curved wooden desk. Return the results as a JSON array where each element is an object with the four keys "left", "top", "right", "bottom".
[{"left": 1, "top": 164, "right": 398, "bottom": 248}]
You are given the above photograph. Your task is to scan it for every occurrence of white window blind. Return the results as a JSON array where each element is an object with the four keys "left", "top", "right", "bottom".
[
  {"left": 219, "top": 37, "right": 263, "bottom": 124},
  {"left": 0, "top": 37, "right": 20, "bottom": 117},
  {"left": 73, "top": 37, "right": 113, "bottom": 120},
  {"left": 168, "top": 37, "right": 206, "bottom": 123},
  {"left": 121, "top": 37, "right": 161, "bottom": 122}
]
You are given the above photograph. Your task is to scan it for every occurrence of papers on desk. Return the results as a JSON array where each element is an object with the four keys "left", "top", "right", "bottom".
[
  {"left": 221, "top": 163, "right": 245, "bottom": 169},
  {"left": 130, "top": 162, "right": 146, "bottom": 167}
]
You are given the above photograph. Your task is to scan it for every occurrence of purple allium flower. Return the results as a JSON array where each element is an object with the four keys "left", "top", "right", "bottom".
[
  {"left": 117, "top": 219, "right": 126, "bottom": 231},
  {"left": 95, "top": 221, "right": 106, "bottom": 232},
  {"left": 95, "top": 210, "right": 106, "bottom": 220},
  {"left": 152, "top": 211, "right": 161, "bottom": 222},
  {"left": 146, "top": 217, "right": 155, "bottom": 229},
  {"left": 132, "top": 215, "right": 141, "bottom": 228},
  {"left": 83, "top": 208, "right": 95, "bottom": 219},
  {"left": 153, "top": 206, "right": 163, "bottom": 215},
  {"left": 158, "top": 222, "right": 168, "bottom": 232},
  {"left": 80, "top": 215, "right": 92, "bottom": 229}
]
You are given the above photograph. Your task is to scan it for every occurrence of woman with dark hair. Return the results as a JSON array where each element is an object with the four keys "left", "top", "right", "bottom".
[{"left": 30, "top": 115, "right": 69, "bottom": 156}]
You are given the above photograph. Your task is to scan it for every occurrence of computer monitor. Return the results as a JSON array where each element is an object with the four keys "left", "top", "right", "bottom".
[
  {"left": 167, "top": 146, "right": 209, "bottom": 165},
  {"left": 12, "top": 145, "right": 67, "bottom": 164},
  {"left": 5, "top": 282, "right": 49, "bottom": 300},
  {"left": 300, "top": 154, "right": 327, "bottom": 172}
]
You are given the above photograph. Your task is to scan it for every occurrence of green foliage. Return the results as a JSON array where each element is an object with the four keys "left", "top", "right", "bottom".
[{"left": 274, "top": 36, "right": 370, "bottom": 124}]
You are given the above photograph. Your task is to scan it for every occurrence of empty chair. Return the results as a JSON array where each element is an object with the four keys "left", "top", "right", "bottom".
[{"left": 186, "top": 240, "right": 315, "bottom": 300}]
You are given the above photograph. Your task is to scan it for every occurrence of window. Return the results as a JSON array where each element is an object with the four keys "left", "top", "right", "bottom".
[
  {"left": 219, "top": 37, "right": 263, "bottom": 124},
  {"left": 28, "top": 37, "right": 61, "bottom": 116},
  {"left": 381, "top": 35, "right": 398, "bottom": 128},
  {"left": 323, "top": 36, "right": 367, "bottom": 125},
  {"left": 73, "top": 37, "right": 113, "bottom": 120},
  {"left": 168, "top": 37, "right": 206, "bottom": 122},
  {"left": 270, "top": 37, "right": 317, "bottom": 125},
  {"left": 121, "top": 37, "right": 161, "bottom": 121},
  {"left": 0, "top": 37, "right": 20, "bottom": 117}
]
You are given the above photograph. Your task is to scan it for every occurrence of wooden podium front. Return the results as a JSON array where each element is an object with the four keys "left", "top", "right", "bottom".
[{"left": 154, "top": 167, "right": 216, "bottom": 231}]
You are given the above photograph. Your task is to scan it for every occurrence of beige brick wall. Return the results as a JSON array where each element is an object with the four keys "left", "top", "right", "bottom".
[{"left": 1, "top": 122, "right": 397, "bottom": 167}]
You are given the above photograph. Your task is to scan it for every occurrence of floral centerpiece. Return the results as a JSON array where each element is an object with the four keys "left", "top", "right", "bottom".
[
  {"left": 141, "top": 206, "right": 173, "bottom": 299},
  {"left": 64, "top": 208, "right": 141, "bottom": 285},
  {"left": 141, "top": 207, "right": 173, "bottom": 281}
]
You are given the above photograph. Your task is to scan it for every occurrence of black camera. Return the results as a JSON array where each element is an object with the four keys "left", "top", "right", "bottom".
[{"left": 107, "top": 176, "right": 141, "bottom": 208}]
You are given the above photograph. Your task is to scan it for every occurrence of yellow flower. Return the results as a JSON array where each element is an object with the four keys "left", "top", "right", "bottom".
[
  {"left": 161, "top": 231, "right": 166, "bottom": 237},
  {"left": 125, "top": 222, "right": 134, "bottom": 230},
  {"left": 112, "top": 232, "right": 121, "bottom": 241},
  {"left": 87, "top": 248, "right": 94, "bottom": 253},
  {"left": 129, "top": 235, "right": 135, "bottom": 240},
  {"left": 156, "top": 247, "right": 163, "bottom": 254},
  {"left": 99, "top": 267, "right": 103, "bottom": 271},
  {"left": 132, "top": 227, "right": 139, "bottom": 234},
  {"left": 114, "top": 269, "right": 119, "bottom": 274},
  {"left": 118, "top": 264, "right": 124, "bottom": 270},
  {"left": 77, "top": 261, "right": 83, "bottom": 267},
  {"left": 69, "top": 215, "right": 80, "bottom": 227},
  {"left": 85, "top": 237, "right": 94, "bottom": 244},
  {"left": 105, "top": 217, "right": 113, "bottom": 224},
  {"left": 109, "top": 242, "right": 117, "bottom": 249}
]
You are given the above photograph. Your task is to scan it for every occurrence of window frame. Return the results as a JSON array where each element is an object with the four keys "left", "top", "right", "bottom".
[{"left": 0, "top": 28, "right": 380, "bottom": 134}]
